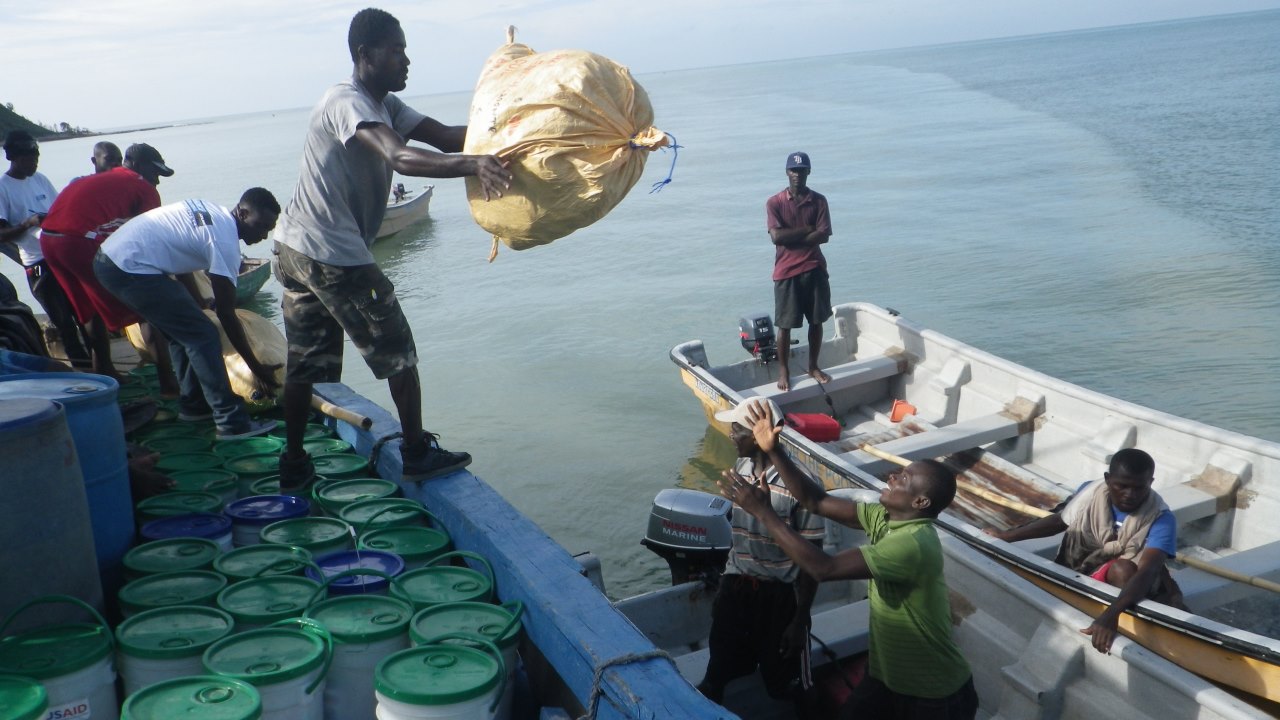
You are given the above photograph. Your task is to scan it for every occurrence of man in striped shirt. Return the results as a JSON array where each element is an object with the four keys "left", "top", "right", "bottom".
[
  {"left": 721, "top": 401, "right": 976, "bottom": 720},
  {"left": 698, "top": 398, "right": 826, "bottom": 708}
]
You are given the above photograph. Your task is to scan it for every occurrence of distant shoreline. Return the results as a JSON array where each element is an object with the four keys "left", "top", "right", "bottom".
[{"left": 39, "top": 122, "right": 212, "bottom": 143}]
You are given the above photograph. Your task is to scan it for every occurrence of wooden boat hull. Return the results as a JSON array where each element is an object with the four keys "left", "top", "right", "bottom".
[
  {"left": 671, "top": 301, "right": 1280, "bottom": 705},
  {"left": 376, "top": 184, "right": 433, "bottom": 240}
]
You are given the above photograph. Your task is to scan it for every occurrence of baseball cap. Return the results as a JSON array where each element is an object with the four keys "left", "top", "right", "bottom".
[
  {"left": 2, "top": 131, "right": 39, "bottom": 156},
  {"left": 714, "top": 398, "right": 785, "bottom": 428},
  {"left": 785, "top": 151, "right": 811, "bottom": 171},
  {"left": 125, "top": 143, "right": 175, "bottom": 176}
]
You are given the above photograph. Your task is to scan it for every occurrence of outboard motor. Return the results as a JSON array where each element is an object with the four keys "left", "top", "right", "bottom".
[
  {"left": 641, "top": 488, "right": 732, "bottom": 585},
  {"left": 739, "top": 312, "right": 778, "bottom": 364}
]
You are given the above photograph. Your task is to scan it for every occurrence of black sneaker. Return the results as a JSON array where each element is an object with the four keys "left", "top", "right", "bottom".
[
  {"left": 401, "top": 433, "right": 472, "bottom": 481},
  {"left": 278, "top": 451, "right": 318, "bottom": 494}
]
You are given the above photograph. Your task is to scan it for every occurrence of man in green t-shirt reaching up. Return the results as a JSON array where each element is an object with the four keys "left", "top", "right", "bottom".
[{"left": 719, "top": 401, "right": 977, "bottom": 719}]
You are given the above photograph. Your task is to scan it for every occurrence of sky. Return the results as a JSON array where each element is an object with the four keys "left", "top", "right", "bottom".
[{"left": 5, "top": 0, "right": 1280, "bottom": 130}]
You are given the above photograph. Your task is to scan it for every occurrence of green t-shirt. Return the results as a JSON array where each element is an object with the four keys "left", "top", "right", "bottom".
[{"left": 857, "top": 502, "right": 971, "bottom": 698}]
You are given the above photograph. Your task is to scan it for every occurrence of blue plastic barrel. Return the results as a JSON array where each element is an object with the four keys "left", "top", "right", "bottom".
[
  {"left": 0, "top": 373, "right": 133, "bottom": 602},
  {"left": 0, "top": 399, "right": 103, "bottom": 626}
]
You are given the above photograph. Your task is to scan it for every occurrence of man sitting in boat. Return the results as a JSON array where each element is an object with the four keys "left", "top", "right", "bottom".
[
  {"left": 391, "top": 182, "right": 410, "bottom": 203},
  {"left": 697, "top": 398, "right": 826, "bottom": 710},
  {"left": 985, "top": 448, "right": 1182, "bottom": 654},
  {"left": 720, "top": 400, "right": 977, "bottom": 720}
]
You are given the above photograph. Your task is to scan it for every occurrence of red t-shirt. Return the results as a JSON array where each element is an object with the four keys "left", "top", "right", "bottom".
[
  {"left": 42, "top": 167, "right": 161, "bottom": 237},
  {"left": 765, "top": 187, "right": 832, "bottom": 281}
]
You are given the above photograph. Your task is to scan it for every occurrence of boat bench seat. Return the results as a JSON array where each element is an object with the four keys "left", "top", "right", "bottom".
[
  {"left": 1158, "top": 482, "right": 1221, "bottom": 525},
  {"left": 741, "top": 353, "right": 906, "bottom": 406},
  {"left": 673, "top": 599, "right": 871, "bottom": 684},
  {"left": 1176, "top": 540, "right": 1280, "bottom": 611},
  {"left": 844, "top": 406, "right": 1038, "bottom": 474}
]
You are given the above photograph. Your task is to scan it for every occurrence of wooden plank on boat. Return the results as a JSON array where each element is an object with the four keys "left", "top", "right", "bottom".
[
  {"left": 741, "top": 352, "right": 907, "bottom": 406},
  {"left": 845, "top": 401, "right": 1041, "bottom": 474},
  {"left": 1179, "top": 540, "right": 1280, "bottom": 611},
  {"left": 313, "top": 383, "right": 728, "bottom": 720}
]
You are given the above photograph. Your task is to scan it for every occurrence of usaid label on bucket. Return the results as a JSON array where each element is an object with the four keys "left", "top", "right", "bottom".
[{"left": 45, "top": 698, "right": 91, "bottom": 719}]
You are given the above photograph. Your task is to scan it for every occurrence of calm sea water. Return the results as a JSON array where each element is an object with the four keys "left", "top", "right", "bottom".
[{"left": 15, "top": 10, "right": 1279, "bottom": 598}]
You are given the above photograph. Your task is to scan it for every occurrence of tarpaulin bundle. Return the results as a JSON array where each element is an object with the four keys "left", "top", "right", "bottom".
[{"left": 464, "top": 27, "right": 670, "bottom": 260}]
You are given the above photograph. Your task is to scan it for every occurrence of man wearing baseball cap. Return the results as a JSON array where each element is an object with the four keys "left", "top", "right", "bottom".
[
  {"left": 123, "top": 143, "right": 175, "bottom": 185},
  {"left": 697, "top": 397, "right": 826, "bottom": 712},
  {"left": 0, "top": 130, "right": 91, "bottom": 367},
  {"left": 766, "top": 151, "right": 833, "bottom": 392}
]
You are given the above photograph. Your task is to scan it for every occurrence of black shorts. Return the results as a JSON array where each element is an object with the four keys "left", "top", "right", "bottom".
[
  {"left": 273, "top": 242, "right": 417, "bottom": 383},
  {"left": 774, "top": 268, "right": 832, "bottom": 329},
  {"left": 703, "top": 574, "right": 803, "bottom": 698},
  {"left": 839, "top": 675, "right": 978, "bottom": 720}
]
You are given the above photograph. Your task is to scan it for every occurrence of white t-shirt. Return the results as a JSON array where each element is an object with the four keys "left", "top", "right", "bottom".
[
  {"left": 275, "top": 77, "right": 426, "bottom": 266},
  {"left": 0, "top": 172, "right": 58, "bottom": 266},
  {"left": 100, "top": 200, "right": 241, "bottom": 283}
]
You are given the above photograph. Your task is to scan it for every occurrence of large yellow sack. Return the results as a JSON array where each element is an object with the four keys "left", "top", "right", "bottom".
[
  {"left": 464, "top": 27, "right": 669, "bottom": 257},
  {"left": 123, "top": 309, "right": 285, "bottom": 411}
]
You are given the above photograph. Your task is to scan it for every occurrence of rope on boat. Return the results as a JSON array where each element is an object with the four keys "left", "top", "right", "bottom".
[
  {"left": 575, "top": 649, "right": 675, "bottom": 719},
  {"left": 369, "top": 431, "right": 403, "bottom": 474}
]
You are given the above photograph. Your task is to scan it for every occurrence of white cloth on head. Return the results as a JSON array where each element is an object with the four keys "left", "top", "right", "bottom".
[
  {"left": 275, "top": 77, "right": 426, "bottom": 266},
  {"left": 0, "top": 172, "right": 57, "bottom": 266},
  {"left": 100, "top": 200, "right": 241, "bottom": 283}
]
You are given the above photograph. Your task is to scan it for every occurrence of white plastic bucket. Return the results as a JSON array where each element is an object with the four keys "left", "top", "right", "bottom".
[
  {"left": 203, "top": 619, "right": 332, "bottom": 720},
  {"left": 115, "top": 605, "right": 235, "bottom": 696},
  {"left": 409, "top": 602, "right": 523, "bottom": 720},
  {"left": 0, "top": 595, "right": 118, "bottom": 720},
  {"left": 304, "top": 592, "right": 413, "bottom": 720},
  {"left": 374, "top": 634, "right": 504, "bottom": 720}
]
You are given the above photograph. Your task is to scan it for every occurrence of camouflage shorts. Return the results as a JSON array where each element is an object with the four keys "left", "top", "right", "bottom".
[{"left": 273, "top": 242, "right": 417, "bottom": 383}]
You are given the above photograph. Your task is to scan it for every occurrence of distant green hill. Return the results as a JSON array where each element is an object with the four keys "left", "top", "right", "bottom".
[{"left": 0, "top": 103, "right": 92, "bottom": 142}]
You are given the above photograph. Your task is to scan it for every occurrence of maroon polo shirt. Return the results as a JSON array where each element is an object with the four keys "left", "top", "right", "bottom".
[{"left": 765, "top": 187, "right": 832, "bottom": 281}]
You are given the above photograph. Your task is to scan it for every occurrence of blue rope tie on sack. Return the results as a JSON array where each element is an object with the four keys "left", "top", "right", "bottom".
[{"left": 647, "top": 133, "right": 681, "bottom": 193}]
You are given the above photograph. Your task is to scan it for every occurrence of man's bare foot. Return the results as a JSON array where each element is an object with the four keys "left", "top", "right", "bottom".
[
  {"left": 808, "top": 367, "right": 831, "bottom": 384},
  {"left": 777, "top": 373, "right": 791, "bottom": 391}
]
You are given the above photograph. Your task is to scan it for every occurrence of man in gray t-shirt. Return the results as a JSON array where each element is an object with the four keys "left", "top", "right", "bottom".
[{"left": 273, "top": 8, "right": 510, "bottom": 489}]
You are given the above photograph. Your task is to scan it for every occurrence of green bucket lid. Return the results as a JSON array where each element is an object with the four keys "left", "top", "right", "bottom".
[
  {"left": 359, "top": 526, "right": 450, "bottom": 563},
  {"left": 311, "top": 453, "right": 369, "bottom": 479},
  {"left": 269, "top": 423, "right": 332, "bottom": 441},
  {"left": 305, "top": 595, "right": 413, "bottom": 644},
  {"left": 302, "top": 438, "right": 352, "bottom": 456},
  {"left": 391, "top": 567, "right": 492, "bottom": 610},
  {"left": 171, "top": 469, "right": 239, "bottom": 494},
  {"left": 119, "top": 570, "right": 228, "bottom": 615},
  {"left": 213, "top": 545, "right": 313, "bottom": 582},
  {"left": 124, "top": 537, "right": 222, "bottom": 577},
  {"left": 316, "top": 478, "right": 399, "bottom": 513},
  {"left": 213, "top": 436, "right": 285, "bottom": 461},
  {"left": 129, "top": 364, "right": 160, "bottom": 378},
  {"left": 0, "top": 624, "right": 112, "bottom": 680},
  {"left": 156, "top": 452, "right": 224, "bottom": 473},
  {"left": 137, "top": 423, "right": 212, "bottom": 442},
  {"left": 202, "top": 626, "right": 327, "bottom": 686},
  {"left": 223, "top": 452, "right": 281, "bottom": 480},
  {"left": 409, "top": 602, "right": 520, "bottom": 650},
  {"left": 116, "top": 606, "right": 235, "bottom": 660},
  {"left": 216, "top": 577, "right": 320, "bottom": 626},
  {"left": 0, "top": 674, "right": 46, "bottom": 720},
  {"left": 339, "top": 498, "right": 428, "bottom": 531},
  {"left": 375, "top": 644, "right": 500, "bottom": 705},
  {"left": 121, "top": 675, "right": 261, "bottom": 720},
  {"left": 117, "top": 385, "right": 154, "bottom": 402},
  {"left": 143, "top": 435, "right": 212, "bottom": 454},
  {"left": 137, "top": 491, "right": 223, "bottom": 520},
  {"left": 259, "top": 517, "right": 353, "bottom": 554},
  {"left": 248, "top": 476, "right": 281, "bottom": 496}
]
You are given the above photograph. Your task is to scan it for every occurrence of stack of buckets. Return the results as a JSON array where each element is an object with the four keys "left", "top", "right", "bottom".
[{"left": 0, "top": 370, "right": 522, "bottom": 719}]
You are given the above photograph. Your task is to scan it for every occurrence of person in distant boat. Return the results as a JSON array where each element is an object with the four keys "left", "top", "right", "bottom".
[
  {"left": 985, "top": 448, "right": 1182, "bottom": 654},
  {"left": 720, "top": 400, "right": 978, "bottom": 720},
  {"left": 0, "top": 130, "right": 92, "bottom": 368},
  {"left": 271, "top": 7, "right": 511, "bottom": 491},
  {"left": 391, "top": 182, "right": 410, "bottom": 203},
  {"left": 766, "top": 151, "right": 833, "bottom": 392},
  {"left": 91, "top": 142, "right": 123, "bottom": 174},
  {"left": 93, "top": 189, "right": 282, "bottom": 441},
  {"left": 40, "top": 142, "right": 173, "bottom": 378},
  {"left": 697, "top": 398, "right": 825, "bottom": 711}
]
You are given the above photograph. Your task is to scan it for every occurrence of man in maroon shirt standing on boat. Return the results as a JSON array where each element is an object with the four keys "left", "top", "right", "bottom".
[{"left": 766, "top": 151, "right": 833, "bottom": 391}]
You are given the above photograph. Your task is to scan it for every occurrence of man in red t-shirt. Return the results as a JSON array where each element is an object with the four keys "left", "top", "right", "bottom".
[
  {"left": 765, "top": 152, "right": 833, "bottom": 391},
  {"left": 40, "top": 143, "right": 173, "bottom": 377}
]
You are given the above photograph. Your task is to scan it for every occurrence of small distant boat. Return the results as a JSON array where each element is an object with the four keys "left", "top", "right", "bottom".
[
  {"left": 376, "top": 185, "right": 433, "bottom": 240},
  {"left": 234, "top": 257, "right": 271, "bottom": 305}
]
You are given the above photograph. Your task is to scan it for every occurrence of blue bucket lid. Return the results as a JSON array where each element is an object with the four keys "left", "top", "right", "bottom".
[
  {"left": 224, "top": 495, "right": 311, "bottom": 526},
  {"left": 141, "top": 512, "right": 233, "bottom": 542},
  {"left": 0, "top": 372, "right": 118, "bottom": 408},
  {"left": 306, "top": 550, "right": 404, "bottom": 595}
]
